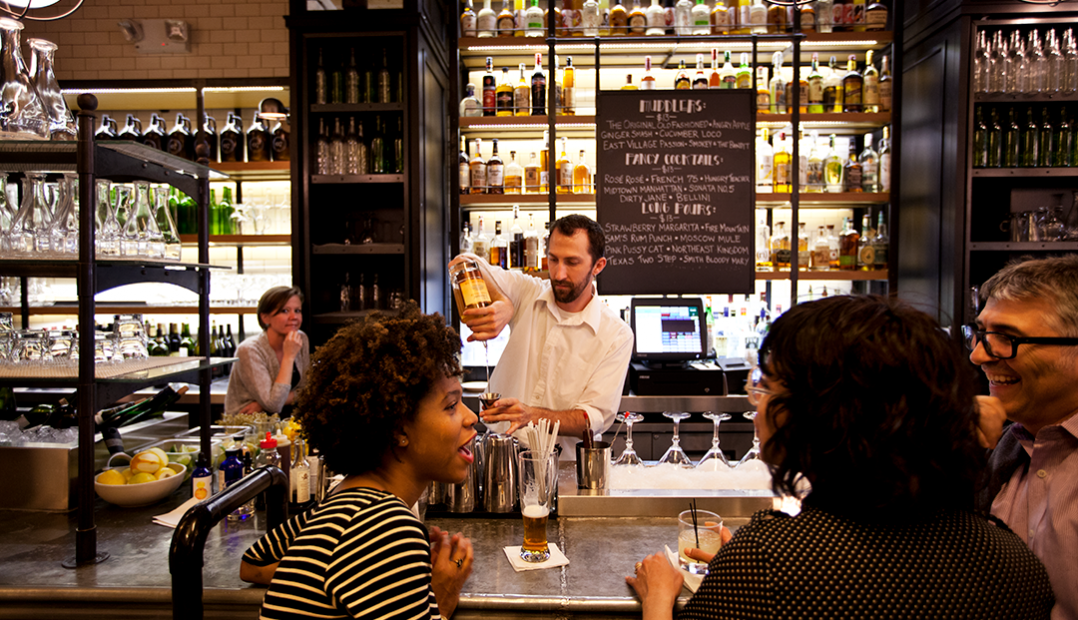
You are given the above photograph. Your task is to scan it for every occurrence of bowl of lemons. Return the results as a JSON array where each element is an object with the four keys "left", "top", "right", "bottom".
[{"left": 95, "top": 447, "right": 187, "bottom": 507}]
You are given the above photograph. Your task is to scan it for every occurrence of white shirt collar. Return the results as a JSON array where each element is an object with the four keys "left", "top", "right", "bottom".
[{"left": 535, "top": 283, "right": 602, "bottom": 335}]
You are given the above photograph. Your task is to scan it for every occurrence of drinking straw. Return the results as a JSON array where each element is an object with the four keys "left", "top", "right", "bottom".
[{"left": 690, "top": 499, "right": 700, "bottom": 549}]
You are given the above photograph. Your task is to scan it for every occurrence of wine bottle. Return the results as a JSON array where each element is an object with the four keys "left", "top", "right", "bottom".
[{"left": 93, "top": 384, "right": 190, "bottom": 429}]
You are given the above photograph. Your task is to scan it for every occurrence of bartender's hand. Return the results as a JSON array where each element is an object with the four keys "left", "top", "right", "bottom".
[
  {"left": 461, "top": 300, "right": 513, "bottom": 342},
  {"left": 429, "top": 526, "right": 473, "bottom": 619},
  {"left": 626, "top": 552, "right": 682, "bottom": 620},
  {"left": 975, "top": 395, "right": 1006, "bottom": 449},
  {"left": 480, "top": 397, "right": 537, "bottom": 436}
]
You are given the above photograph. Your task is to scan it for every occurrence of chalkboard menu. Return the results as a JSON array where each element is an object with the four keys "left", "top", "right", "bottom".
[{"left": 596, "top": 89, "right": 755, "bottom": 296}]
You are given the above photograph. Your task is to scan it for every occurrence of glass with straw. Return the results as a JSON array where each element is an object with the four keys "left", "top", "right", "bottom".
[{"left": 678, "top": 503, "right": 723, "bottom": 574}]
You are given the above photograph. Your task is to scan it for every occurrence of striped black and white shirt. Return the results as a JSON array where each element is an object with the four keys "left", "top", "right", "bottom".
[{"left": 243, "top": 487, "right": 440, "bottom": 620}]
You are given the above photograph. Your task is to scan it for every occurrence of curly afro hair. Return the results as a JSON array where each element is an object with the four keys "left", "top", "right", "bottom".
[{"left": 293, "top": 301, "right": 463, "bottom": 476}]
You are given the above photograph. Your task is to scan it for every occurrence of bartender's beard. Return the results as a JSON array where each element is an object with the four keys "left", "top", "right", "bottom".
[{"left": 551, "top": 272, "right": 592, "bottom": 304}]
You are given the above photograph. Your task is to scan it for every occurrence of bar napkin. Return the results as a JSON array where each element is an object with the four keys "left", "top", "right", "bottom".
[
  {"left": 503, "top": 543, "right": 569, "bottom": 572},
  {"left": 153, "top": 497, "right": 200, "bottom": 528},
  {"left": 664, "top": 545, "right": 704, "bottom": 593}
]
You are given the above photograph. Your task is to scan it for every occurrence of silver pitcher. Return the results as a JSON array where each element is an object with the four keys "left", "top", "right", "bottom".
[
  {"left": 430, "top": 433, "right": 480, "bottom": 513},
  {"left": 482, "top": 431, "right": 519, "bottom": 513}
]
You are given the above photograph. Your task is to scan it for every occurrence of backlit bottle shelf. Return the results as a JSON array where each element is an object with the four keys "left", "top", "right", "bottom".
[{"left": 755, "top": 269, "right": 889, "bottom": 281}]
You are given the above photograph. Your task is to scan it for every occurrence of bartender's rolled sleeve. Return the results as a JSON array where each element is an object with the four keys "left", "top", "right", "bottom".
[{"left": 574, "top": 333, "right": 634, "bottom": 435}]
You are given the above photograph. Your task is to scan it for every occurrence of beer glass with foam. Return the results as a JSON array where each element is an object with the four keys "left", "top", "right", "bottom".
[{"left": 517, "top": 449, "right": 557, "bottom": 562}]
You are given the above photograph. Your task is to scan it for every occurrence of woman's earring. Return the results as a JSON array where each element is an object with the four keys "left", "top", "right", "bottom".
[{"left": 398, "top": 437, "right": 407, "bottom": 446}]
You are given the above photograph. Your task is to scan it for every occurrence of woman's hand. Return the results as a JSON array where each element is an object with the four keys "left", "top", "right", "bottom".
[
  {"left": 625, "top": 552, "right": 684, "bottom": 620},
  {"left": 429, "top": 526, "right": 473, "bottom": 619},
  {"left": 282, "top": 330, "right": 303, "bottom": 361},
  {"left": 680, "top": 525, "right": 733, "bottom": 564}
]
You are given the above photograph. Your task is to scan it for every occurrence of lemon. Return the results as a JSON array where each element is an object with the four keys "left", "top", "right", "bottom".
[
  {"left": 129, "top": 472, "right": 156, "bottom": 485},
  {"left": 148, "top": 447, "right": 170, "bottom": 464},
  {"left": 97, "top": 469, "right": 126, "bottom": 485},
  {"left": 121, "top": 468, "right": 134, "bottom": 481},
  {"left": 154, "top": 467, "right": 177, "bottom": 480},
  {"left": 130, "top": 450, "right": 166, "bottom": 474}
]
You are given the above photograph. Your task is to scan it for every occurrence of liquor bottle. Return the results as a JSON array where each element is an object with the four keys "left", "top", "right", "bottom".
[
  {"left": 168, "top": 323, "right": 181, "bottom": 356},
  {"left": 582, "top": 0, "right": 601, "bottom": 35},
  {"left": 370, "top": 116, "right": 386, "bottom": 174},
  {"left": 563, "top": 57, "right": 575, "bottom": 115},
  {"left": 983, "top": 107, "right": 1000, "bottom": 168},
  {"left": 545, "top": 2, "right": 563, "bottom": 36},
  {"left": 797, "top": 130, "right": 810, "bottom": 189},
  {"left": 816, "top": 0, "right": 833, "bottom": 32},
  {"left": 797, "top": 222, "right": 810, "bottom": 271},
  {"left": 180, "top": 323, "right": 197, "bottom": 357},
  {"left": 514, "top": 64, "right": 531, "bottom": 116},
  {"left": 824, "top": 134, "right": 845, "bottom": 192},
  {"left": 823, "top": 55, "right": 842, "bottom": 113},
  {"left": 224, "top": 325, "right": 236, "bottom": 357},
  {"left": 609, "top": 0, "right": 629, "bottom": 35},
  {"left": 641, "top": 56, "right": 657, "bottom": 90},
  {"left": 860, "top": 132, "right": 878, "bottom": 192},
  {"left": 473, "top": 215, "right": 490, "bottom": 257},
  {"left": 490, "top": 221, "right": 508, "bottom": 268},
  {"left": 810, "top": 226, "right": 829, "bottom": 270},
  {"left": 573, "top": 150, "right": 592, "bottom": 194},
  {"left": 1029, "top": 30, "right": 1046, "bottom": 95},
  {"left": 857, "top": 213, "right": 875, "bottom": 269},
  {"left": 314, "top": 48, "right": 327, "bottom": 105},
  {"left": 347, "top": 116, "right": 368, "bottom": 175},
  {"left": 879, "top": 126, "right": 891, "bottom": 192},
  {"left": 842, "top": 54, "right": 863, "bottom": 112},
  {"left": 767, "top": 0, "right": 784, "bottom": 32},
  {"left": 556, "top": 137, "right": 573, "bottom": 193},
  {"left": 693, "top": 53, "right": 708, "bottom": 89},
  {"left": 478, "top": 0, "right": 496, "bottom": 36},
  {"left": 838, "top": 217, "right": 859, "bottom": 270},
  {"left": 482, "top": 57, "right": 497, "bottom": 116},
  {"left": 487, "top": 138, "right": 504, "bottom": 194},
  {"left": 525, "top": 0, "right": 544, "bottom": 35},
  {"left": 525, "top": 152, "right": 541, "bottom": 192},
  {"left": 878, "top": 54, "right": 892, "bottom": 113},
  {"left": 326, "top": 117, "right": 344, "bottom": 175},
  {"left": 756, "top": 128, "right": 774, "bottom": 192},
  {"left": 531, "top": 53, "right": 546, "bottom": 115},
  {"left": 330, "top": 54, "right": 344, "bottom": 104},
  {"left": 719, "top": 51, "right": 737, "bottom": 89},
  {"left": 246, "top": 113, "right": 272, "bottom": 163},
  {"left": 524, "top": 213, "right": 540, "bottom": 270},
  {"left": 496, "top": 67, "right": 514, "bottom": 116},
  {"left": 806, "top": 131, "right": 824, "bottom": 192},
  {"left": 736, "top": 53, "right": 752, "bottom": 89},
  {"left": 971, "top": 107, "right": 987, "bottom": 169},
  {"left": 844, "top": 139, "right": 863, "bottom": 192},
  {"left": 461, "top": 83, "right": 482, "bottom": 117},
  {"left": 645, "top": 0, "right": 665, "bottom": 35},
  {"left": 673, "top": 0, "right": 691, "bottom": 34},
  {"left": 773, "top": 132, "right": 791, "bottom": 193},
  {"left": 460, "top": 222, "right": 474, "bottom": 254},
  {"left": 786, "top": 62, "right": 807, "bottom": 113},
  {"left": 314, "top": 118, "right": 330, "bottom": 175},
  {"left": 166, "top": 113, "right": 190, "bottom": 160},
  {"left": 863, "top": 50, "right": 879, "bottom": 113},
  {"left": 799, "top": 2, "right": 816, "bottom": 32},
  {"left": 769, "top": 52, "right": 786, "bottom": 112},
  {"left": 748, "top": 0, "right": 766, "bottom": 33},
  {"left": 459, "top": 137, "right": 471, "bottom": 194},
  {"left": 505, "top": 150, "right": 524, "bottom": 194},
  {"left": 864, "top": 0, "right": 886, "bottom": 29},
  {"left": 1065, "top": 29, "right": 1078, "bottom": 95},
  {"left": 872, "top": 210, "right": 889, "bottom": 269},
  {"left": 711, "top": 0, "right": 729, "bottom": 34},
  {"left": 628, "top": 0, "right": 647, "bottom": 34},
  {"left": 1019, "top": 106, "right": 1037, "bottom": 168},
  {"left": 1037, "top": 106, "right": 1054, "bottom": 168},
  {"left": 540, "top": 129, "right": 550, "bottom": 192},
  {"left": 1002, "top": 107, "right": 1020, "bottom": 169},
  {"left": 769, "top": 221, "right": 790, "bottom": 270},
  {"left": 1055, "top": 109, "right": 1071, "bottom": 167},
  {"left": 497, "top": 0, "right": 516, "bottom": 36},
  {"left": 755, "top": 214, "right": 771, "bottom": 271},
  {"left": 807, "top": 53, "right": 824, "bottom": 113},
  {"left": 462, "top": 0, "right": 478, "bottom": 36},
  {"left": 674, "top": 59, "right": 691, "bottom": 89},
  {"left": 118, "top": 113, "right": 142, "bottom": 142},
  {"left": 509, "top": 205, "right": 525, "bottom": 269},
  {"left": 755, "top": 66, "right": 770, "bottom": 111},
  {"left": 291, "top": 438, "right": 311, "bottom": 507}
]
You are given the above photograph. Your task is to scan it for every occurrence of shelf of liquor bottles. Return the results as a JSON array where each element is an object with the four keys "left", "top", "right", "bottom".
[
  {"left": 969, "top": 241, "right": 1078, "bottom": 252},
  {"left": 0, "top": 306, "right": 259, "bottom": 316},
  {"left": 971, "top": 168, "right": 1078, "bottom": 178},
  {"left": 755, "top": 268, "right": 888, "bottom": 280}
]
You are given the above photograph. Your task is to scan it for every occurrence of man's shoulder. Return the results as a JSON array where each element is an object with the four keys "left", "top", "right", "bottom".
[{"left": 595, "top": 302, "right": 633, "bottom": 340}]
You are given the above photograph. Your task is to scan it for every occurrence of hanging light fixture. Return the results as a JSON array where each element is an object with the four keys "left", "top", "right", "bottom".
[{"left": 0, "top": 0, "right": 84, "bottom": 21}]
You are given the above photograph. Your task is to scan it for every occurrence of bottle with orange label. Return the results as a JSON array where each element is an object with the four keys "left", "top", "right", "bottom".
[
  {"left": 450, "top": 257, "right": 493, "bottom": 316},
  {"left": 191, "top": 451, "right": 213, "bottom": 500}
]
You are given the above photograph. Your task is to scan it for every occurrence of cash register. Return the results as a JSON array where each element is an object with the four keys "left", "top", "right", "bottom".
[{"left": 627, "top": 297, "right": 727, "bottom": 396}]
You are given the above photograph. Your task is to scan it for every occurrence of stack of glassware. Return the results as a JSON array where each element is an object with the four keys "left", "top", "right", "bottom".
[
  {"left": 0, "top": 19, "right": 76, "bottom": 141},
  {"left": 0, "top": 314, "right": 150, "bottom": 367}
]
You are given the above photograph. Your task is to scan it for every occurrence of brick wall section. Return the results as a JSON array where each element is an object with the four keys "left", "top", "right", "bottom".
[{"left": 21, "top": 0, "right": 290, "bottom": 81}]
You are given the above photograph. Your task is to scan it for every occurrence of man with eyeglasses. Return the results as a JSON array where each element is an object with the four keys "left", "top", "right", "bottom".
[{"left": 967, "top": 255, "right": 1078, "bottom": 620}]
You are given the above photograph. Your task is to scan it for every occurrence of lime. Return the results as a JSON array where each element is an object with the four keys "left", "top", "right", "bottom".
[{"left": 97, "top": 469, "right": 126, "bottom": 485}]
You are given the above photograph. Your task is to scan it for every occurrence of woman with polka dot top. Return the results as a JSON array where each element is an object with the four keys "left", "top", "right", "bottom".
[{"left": 628, "top": 295, "right": 1056, "bottom": 620}]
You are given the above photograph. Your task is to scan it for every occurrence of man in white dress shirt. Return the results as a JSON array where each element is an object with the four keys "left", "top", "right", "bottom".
[{"left": 454, "top": 214, "right": 634, "bottom": 457}]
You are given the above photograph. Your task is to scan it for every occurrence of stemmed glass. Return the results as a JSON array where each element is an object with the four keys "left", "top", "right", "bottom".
[
  {"left": 736, "top": 411, "right": 762, "bottom": 467},
  {"left": 696, "top": 411, "right": 733, "bottom": 470},
  {"left": 657, "top": 411, "right": 693, "bottom": 467},
  {"left": 613, "top": 411, "right": 644, "bottom": 466}
]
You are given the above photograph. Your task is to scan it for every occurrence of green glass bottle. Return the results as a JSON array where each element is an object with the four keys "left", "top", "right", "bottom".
[
  {"left": 1020, "top": 106, "right": 1038, "bottom": 168},
  {"left": 370, "top": 115, "right": 385, "bottom": 174},
  {"left": 219, "top": 187, "right": 235, "bottom": 235},
  {"left": 1002, "top": 107, "right": 1019, "bottom": 168},
  {"left": 1038, "top": 106, "right": 1054, "bottom": 168},
  {"left": 208, "top": 189, "right": 219, "bottom": 236},
  {"left": 972, "top": 107, "right": 987, "bottom": 168},
  {"left": 987, "top": 108, "right": 1002, "bottom": 168},
  {"left": 1055, "top": 109, "right": 1071, "bottom": 168}
]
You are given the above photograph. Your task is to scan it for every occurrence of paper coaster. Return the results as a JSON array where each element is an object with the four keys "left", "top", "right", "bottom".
[{"left": 503, "top": 543, "right": 570, "bottom": 572}]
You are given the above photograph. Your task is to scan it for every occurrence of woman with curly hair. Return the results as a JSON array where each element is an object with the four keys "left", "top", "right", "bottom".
[
  {"left": 628, "top": 295, "right": 1055, "bottom": 620},
  {"left": 240, "top": 303, "right": 478, "bottom": 620}
]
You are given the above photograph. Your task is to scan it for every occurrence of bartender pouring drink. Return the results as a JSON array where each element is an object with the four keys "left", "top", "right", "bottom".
[{"left": 453, "top": 214, "right": 633, "bottom": 458}]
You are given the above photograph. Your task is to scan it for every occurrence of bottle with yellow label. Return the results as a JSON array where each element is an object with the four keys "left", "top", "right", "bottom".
[{"left": 450, "top": 257, "right": 493, "bottom": 315}]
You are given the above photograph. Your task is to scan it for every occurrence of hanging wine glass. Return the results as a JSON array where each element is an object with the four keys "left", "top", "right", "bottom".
[
  {"left": 696, "top": 411, "right": 733, "bottom": 470},
  {"left": 736, "top": 411, "right": 763, "bottom": 467},
  {"left": 9, "top": 173, "right": 51, "bottom": 256},
  {"left": 657, "top": 411, "right": 693, "bottom": 467},
  {"left": 27, "top": 38, "right": 76, "bottom": 141},
  {"left": 0, "top": 18, "right": 49, "bottom": 141},
  {"left": 95, "top": 179, "right": 121, "bottom": 257},
  {"left": 122, "top": 181, "right": 164, "bottom": 258},
  {"left": 48, "top": 173, "right": 78, "bottom": 256},
  {"left": 613, "top": 411, "right": 645, "bottom": 466},
  {"left": 153, "top": 185, "right": 182, "bottom": 261}
]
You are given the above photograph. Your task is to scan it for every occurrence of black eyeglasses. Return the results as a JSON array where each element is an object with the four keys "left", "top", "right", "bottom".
[{"left": 961, "top": 324, "right": 1078, "bottom": 360}]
